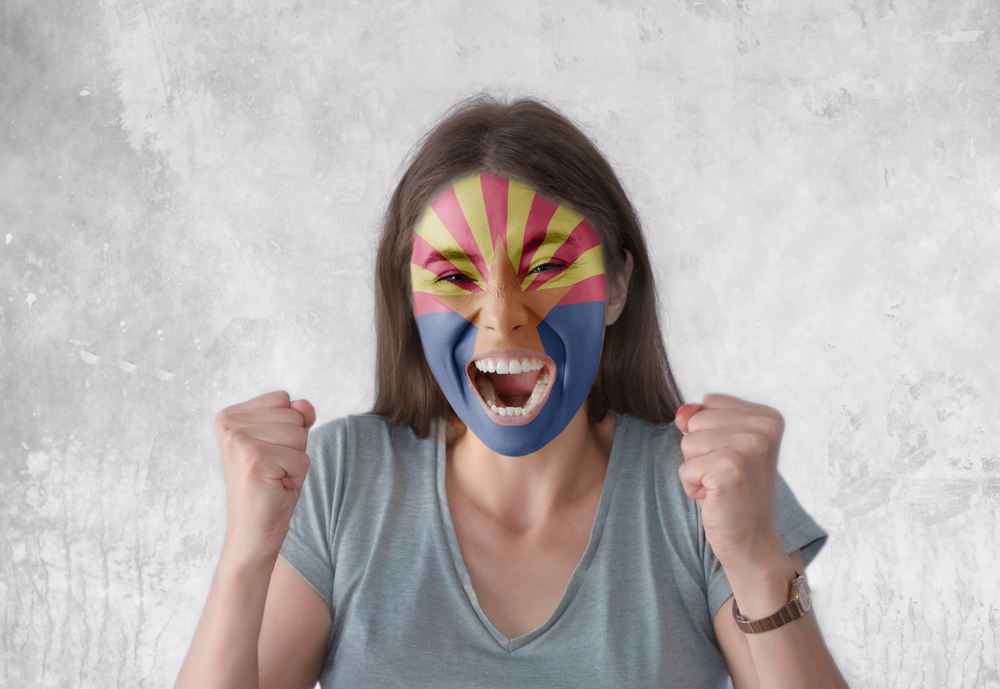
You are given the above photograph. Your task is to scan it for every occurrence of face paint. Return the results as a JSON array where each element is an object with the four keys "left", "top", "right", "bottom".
[{"left": 411, "top": 173, "right": 606, "bottom": 457}]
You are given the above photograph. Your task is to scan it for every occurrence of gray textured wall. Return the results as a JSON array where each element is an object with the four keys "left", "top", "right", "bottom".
[{"left": 2, "top": 0, "right": 998, "bottom": 687}]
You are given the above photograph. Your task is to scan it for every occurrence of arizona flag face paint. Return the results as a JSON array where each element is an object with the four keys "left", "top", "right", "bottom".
[{"left": 411, "top": 172, "right": 606, "bottom": 457}]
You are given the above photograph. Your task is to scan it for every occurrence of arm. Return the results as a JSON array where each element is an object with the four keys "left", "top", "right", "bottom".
[
  {"left": 258, "top": 557, "right": 332, "bottom": 688},
  {"left": 174, "top": 392, "right": 330, "bottom": 689},
  {"left": 173, "top": 546, "right": 273, "bottom": 689},
  {"left": 675, "top": 395, "right": 848, "bottom": 689},
  {"left": 714, "top": 550, "right": 848, "bottom": 689},
  {"left": 174, "top": 553, "right": 331, "bottom": 689}
]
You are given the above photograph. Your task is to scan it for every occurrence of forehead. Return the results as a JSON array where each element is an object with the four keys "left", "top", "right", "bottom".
[
  {"left": 415, "top": 173, "right": 594, "bottom": 257},
  {"left": 410, "top": 173, "right": 607, "bottom": 318}
]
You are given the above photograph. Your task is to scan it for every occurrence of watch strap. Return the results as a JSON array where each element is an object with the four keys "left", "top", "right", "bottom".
[{"left": 732, "top": 572, "right": 809, "bottom": 634}]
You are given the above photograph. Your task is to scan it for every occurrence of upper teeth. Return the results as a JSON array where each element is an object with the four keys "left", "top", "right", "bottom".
[{"left": 474, "top": 357, "right": 545, "bottom": 374}]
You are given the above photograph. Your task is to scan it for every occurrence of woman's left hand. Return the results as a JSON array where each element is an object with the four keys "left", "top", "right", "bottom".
[{"left": 674, "top": 394, "right": 786, "bottom": 570}]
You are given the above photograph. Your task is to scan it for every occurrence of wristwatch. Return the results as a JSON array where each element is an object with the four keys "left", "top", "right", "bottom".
[{"left": 732, "top": 570, "right": 812, "bottom": 634}]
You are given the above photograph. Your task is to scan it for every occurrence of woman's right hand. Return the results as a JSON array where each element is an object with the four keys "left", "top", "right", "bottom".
[{"left": 214, "top": 390, "right": 316, "bottom": 566}]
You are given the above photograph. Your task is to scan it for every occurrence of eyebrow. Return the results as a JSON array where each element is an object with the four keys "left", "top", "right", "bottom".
[
  {"left": 420, "top": 247, "right": 474, "bottom": 270},
  {"left": 521, "top": 227, "right": 583, "bottom": 260}
]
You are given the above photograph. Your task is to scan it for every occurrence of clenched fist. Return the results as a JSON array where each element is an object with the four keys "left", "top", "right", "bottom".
[
  {"left": 675, "top": 394, "right": 785, "bottom": 571},
  {"left": 214, "top": 390, "right": 316, "bottom": 566}
]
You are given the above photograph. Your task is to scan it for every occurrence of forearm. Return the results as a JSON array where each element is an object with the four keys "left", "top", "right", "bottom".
[
  {"left": 174, "top": 545, "right": 277, "bottom": 689},
  {"left": 724, "top": 547, "right": 848, "bottom": 689}
]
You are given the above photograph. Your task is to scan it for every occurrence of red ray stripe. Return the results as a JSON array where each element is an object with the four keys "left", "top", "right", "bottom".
[
  {"left": 410, "top": 234, "right": 483, "bottom": 294},
  {"left": 525, "top": 267, "right": 561, "bottom": 290},
  {"left": 518, "top": 194, "right": 560, "bottom": 277},
  {"left": 548, "top": 219, "right": 602, "bottom": 266},
  {"left": 524, "top": 218, "right": 602, "bottom": 290},
  {"left": 555, "top": 274, "right": 607, "bottom": 305},
  {"left": 412, "top": 291, "right": 456, "bottom": 317},
  {"left": 480, "top": 173, "right": 509, "bottom": 251},
  {"left": 411, "top": 234, "right": 461, "bottom": 274},
  {"left": 430, "top": 186, "right": 489, "bottom": 280}
]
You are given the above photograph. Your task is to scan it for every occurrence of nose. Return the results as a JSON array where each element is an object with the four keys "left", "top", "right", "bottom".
[
  {"left": 475, "top": 254, "right": 529, "bottom": 335},
  {"left": 477, "top": 286, "right": 530, "bottom": 334}
]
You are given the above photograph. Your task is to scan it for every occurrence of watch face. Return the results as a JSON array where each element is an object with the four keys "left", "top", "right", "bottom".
[{"left": 794, "top": 576, "right": 812, "bottom": 615}]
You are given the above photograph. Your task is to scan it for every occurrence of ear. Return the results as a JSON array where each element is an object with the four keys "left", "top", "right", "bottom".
[{"left": 604, "top": 250, "right": 633, "bottom": 327}]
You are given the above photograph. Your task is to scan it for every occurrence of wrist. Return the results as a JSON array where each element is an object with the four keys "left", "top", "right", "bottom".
[
  {"left": 219, "top": 533, "right": 281, "bottom": 580},
  {"left": 722, "top": 540, "right": 797, "bottom": 620}
]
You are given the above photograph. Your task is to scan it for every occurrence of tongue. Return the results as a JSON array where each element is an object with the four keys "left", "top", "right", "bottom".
[
  {"left": 485, "top": 370, "right": 538, "bottom": 408},
  {"left": 488, "top": 370, "right": 538, "bottom": 395}
]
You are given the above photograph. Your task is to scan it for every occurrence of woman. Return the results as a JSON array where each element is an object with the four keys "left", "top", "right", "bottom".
[{"left": 175, "top": 97, "right": 848, "bottom": 688}]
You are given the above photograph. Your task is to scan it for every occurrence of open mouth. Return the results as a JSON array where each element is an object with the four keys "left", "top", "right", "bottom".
[{"left": 466, "top": 348, "right": 556, "bottom": 426}]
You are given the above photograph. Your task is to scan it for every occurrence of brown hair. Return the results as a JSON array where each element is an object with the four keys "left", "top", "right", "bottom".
[{"left": 370, "top": 95, "right": 683, "bottom": 437}]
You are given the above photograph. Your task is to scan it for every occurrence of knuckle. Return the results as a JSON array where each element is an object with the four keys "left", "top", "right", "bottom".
[
  {"left": 224, "top": 429, "right": 252, "bottom": 457},
  {"left": 680, "top": 433, "right": 696, "bottom": 455},
  {"left": 741, "top": 431, "right": 769, "bottom": 456},
  {"left": 677, "top": 460, "right": 695, "bottom": 483},
  {"left": 214, "top": 408, "right": 232, "bottom": 431},
  {"left": 702, "top": 393, "right": 723, "bottom": 408},
  {"left": 246, "top": 436, "right": 267, "bottom": 457},
  {"left": 289, "top": 428, "right": 307, "bottom": 451},
  {"left": 240, "top": 442, "right": 266, "bottom": 468},
  {"left": 716, "top": 457, "right": 744, "bottom": 484},
  {"left": 759, "top": 415, "right": 782, "bottom": 439},
  {"left": 220, "top": 428, "right": 243, "bottom": 452},
  {"left": 719, "top": 449, "right": 742, "bottom": 470}
]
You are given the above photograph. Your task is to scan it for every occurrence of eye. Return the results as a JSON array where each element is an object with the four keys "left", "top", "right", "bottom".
[
  {"left": 438, "top": 273, "right": 473, "bottom": 284},
  {"left": 528, "top": 262, "right": 566, "bottom": 275}
]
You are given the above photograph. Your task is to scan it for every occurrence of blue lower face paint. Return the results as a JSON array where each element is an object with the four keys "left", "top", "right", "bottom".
[{"left": 415, "top": 299, "right": 605, "bottom": 456}]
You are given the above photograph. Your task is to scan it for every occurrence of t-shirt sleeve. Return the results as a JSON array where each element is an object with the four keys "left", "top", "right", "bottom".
[
  {"left": 703, "top": 473, "right": 828, "bottom": 619},
  {"left": 278, "top": 418, "right": 346, "bottom": 618}
]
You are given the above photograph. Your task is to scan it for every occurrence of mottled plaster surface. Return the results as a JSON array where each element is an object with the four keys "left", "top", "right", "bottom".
[{"left": 1, "top": 0, "right": 998, "bottom": 687}]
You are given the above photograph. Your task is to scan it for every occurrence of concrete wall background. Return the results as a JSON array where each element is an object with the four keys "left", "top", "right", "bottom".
[{"left": 2, "top": 0, "right": 998, "bottom": 687}]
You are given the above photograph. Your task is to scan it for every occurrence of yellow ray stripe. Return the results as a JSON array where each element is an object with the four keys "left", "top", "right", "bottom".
[
  {"left": 532, "top": 245, "right": 605, "bottom": 291},
  {"left": 452, "top": 174, "right": 494, "bottom": 272},
  {"left": 414, "top": 205, "right": 486, "bottom": 286},
  {"left": 544, "top": 205, "right": 586, "bottom": 254},
  {"left": 520, "top": 206, "right": 586, "bottom": 289},
  {"left": 410, "top": 264, "right": 477, "bottom": 297},
  {"left": 506, "top": 181, "right": 535, "bottom": 273}
]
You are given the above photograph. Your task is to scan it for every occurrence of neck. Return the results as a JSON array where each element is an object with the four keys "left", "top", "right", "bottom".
[{"left": 446, "top": 404, "right": 615, "bottom": 533}]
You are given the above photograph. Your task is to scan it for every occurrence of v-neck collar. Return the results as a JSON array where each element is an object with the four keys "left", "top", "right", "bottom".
[{"left": 434, "top": 416, "right": 628, "bottom": 652}]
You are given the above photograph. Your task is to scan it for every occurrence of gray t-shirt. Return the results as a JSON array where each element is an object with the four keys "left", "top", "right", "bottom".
[{"left": 280, "top": 414, "right": 827, "bottom": 688}]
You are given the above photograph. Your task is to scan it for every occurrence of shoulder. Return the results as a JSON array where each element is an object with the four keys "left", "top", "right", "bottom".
[
  {"left": 306, "top": 414, "right": 440, "bottom": 483},
  {"left": 615, "top": 415, "right": 686, "bottom": 474},
  {"left": 614, "top": 414, "right": 702, "bottom": 531},
  {"left": 613, "top": 417, "right": 830, "bottom": 570},
  {"left": 308, "top": 414, "right": 428, "bottom": 453},
  {"left": 609, "top": 416, "right": 711, "bottom": 599}
]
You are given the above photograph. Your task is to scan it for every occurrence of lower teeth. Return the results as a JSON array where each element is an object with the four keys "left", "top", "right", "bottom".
[{"left": 477, "top": 372, "right": 549, "bottom": 418}]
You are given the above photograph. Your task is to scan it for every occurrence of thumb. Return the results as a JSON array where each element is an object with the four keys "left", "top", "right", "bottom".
[
  {"left": 674, "top": 403, "right": 704, "bottom": 435},
  {"left": 290, "top": 399, "right": 317, "bottom": 430}
]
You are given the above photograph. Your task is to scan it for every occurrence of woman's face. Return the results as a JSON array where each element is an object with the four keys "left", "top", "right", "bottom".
[{"left": 410, "top": 173, "right": 607, "bottom": 456}]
